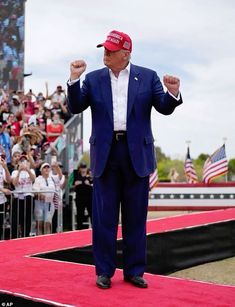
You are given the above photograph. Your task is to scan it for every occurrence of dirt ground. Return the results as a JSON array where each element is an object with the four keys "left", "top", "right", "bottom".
[{"left": 147, "top": 211, "right": 235, "bottom": 286}]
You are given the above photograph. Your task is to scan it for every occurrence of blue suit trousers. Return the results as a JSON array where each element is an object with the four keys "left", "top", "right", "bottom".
[{"left": 92, "top": 136, "right": 149, "bottom": 278}]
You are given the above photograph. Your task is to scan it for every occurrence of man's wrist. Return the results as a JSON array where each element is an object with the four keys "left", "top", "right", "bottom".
[
  {"left": 68, "top": 78, "right": 80, "bottom": 86},
  {"left": 168, "top": 91, "right": 181, "bottom": 101}
]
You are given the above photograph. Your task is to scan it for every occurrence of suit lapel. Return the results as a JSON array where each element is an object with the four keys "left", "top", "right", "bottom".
[
  {"left": 100, "top": 68, "right": 113, "bottom": 122},
  {"left": 127, "top": 64, "right": 140, "bottom": 118}
]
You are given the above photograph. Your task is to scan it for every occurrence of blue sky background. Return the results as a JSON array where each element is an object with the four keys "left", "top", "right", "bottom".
[{"left": 24, "top": 0, "right": 235, "bottom": 160}]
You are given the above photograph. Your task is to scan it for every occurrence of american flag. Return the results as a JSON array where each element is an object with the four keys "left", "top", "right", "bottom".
[
  {"left": 184, "top": 147, "right": 198, "bottom": 183},
  {"left": 149, "top": 169, "right": 158, "bottom": 191},
  {"left": 203, "top": 144, "right": 228, "bottom": 184}
]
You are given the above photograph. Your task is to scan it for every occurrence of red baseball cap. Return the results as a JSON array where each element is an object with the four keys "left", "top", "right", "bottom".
[{"left": 97, "top": 30, "right": 132, "bottom": 52}]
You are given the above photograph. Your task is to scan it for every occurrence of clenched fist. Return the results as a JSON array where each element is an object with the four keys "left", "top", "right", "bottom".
[
  {"left": 70, "top": 60, "right": 87, "bottom": 81},
  {"left": 163, "top": 75, "right": 180, "bottom": 97}
]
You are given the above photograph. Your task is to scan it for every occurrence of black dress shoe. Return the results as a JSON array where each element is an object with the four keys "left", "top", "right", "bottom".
[
  {"left": 96, "top": 275, "right": 111, "bottom": 289},
  {"left": 124, "top": 276, "right": 148, "bottom": 288}
]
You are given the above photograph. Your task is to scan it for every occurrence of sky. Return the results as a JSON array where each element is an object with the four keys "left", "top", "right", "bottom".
[{"left": 24, "top": 0, "right": 235, "bottom": 160}]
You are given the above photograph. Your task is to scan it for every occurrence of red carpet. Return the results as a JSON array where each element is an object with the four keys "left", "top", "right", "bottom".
[{"left": 0, "top": 209, "right": 235, "bottom": 306}]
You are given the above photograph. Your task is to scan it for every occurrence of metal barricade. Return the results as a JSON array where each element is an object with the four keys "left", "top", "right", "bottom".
[
  {"left": 44, "top": 114, "right": 84, "bottom": 228},
  {"left": 0, "top": 190, "right": 64, "bottom": 240},
  {"left": 0, "top": 198, "right": 7, "bottom": 240}
]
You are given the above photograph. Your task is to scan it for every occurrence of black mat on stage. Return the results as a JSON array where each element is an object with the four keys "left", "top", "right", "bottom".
[{"left": 35, "top": 220, "right": 235, "bottom": 275}]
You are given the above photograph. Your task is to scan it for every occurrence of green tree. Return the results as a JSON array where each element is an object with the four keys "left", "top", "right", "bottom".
[
  {"left": 194, "top": 153, "right": 209, "bottom": 181},
  {"left": 228, "top": 159, "right": 235, "bottom": 180},
  {"left": 155, "top": 146, "right": 169, "bottom": 162}
]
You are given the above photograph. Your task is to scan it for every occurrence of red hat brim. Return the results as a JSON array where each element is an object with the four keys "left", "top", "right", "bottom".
[{"left": 97, "top": 41, "right": 122, "bottom": 51}]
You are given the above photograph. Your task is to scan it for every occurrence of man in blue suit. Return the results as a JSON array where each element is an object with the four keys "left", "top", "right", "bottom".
[{"left": 67, "top": 30, "right": 182, "bottom": 289}]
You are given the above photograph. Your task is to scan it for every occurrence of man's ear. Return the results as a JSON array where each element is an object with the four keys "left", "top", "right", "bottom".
[{"left": 123, "top": 50, "right": 130, "bottom": 60}]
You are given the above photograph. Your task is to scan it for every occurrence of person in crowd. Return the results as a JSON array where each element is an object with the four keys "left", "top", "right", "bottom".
[
  {"left": 11, "top": 154, "right": 36, "bottom": 238},
  {"left": 169, "top": 168, "right": 179, "bottom": 183},
  {"left": 16, "top": 90, "right": 25, "bottom": 103},
  {"left": 46, "top": 112, "right": 64, "bottom": 143},
  {"left": 0, "top": 100, "right": 11, "bottom": 123},
  {"left": 23, "top": 91, "right": 37, "bottom": 122},
  {"left": 0, "top": 150, "right": 12, "bottom": 240},
  {"left": 27, "top": 102, "right": 41, "bottom": 127},
  {"left": 72, "top": 162, "right": 93, "bottom": 229},
  {"left": 43, "top": 107, "right": 52, "bottom": 124},
  {"left": 9, "top": 94, "right": 23, "bottom": 119},
  {"left": 33, "top": 163, "right": 56, "bottom": 235},
  {"left": 67, "top": 30, "right": 182, "bottom": 289},
  {"left": 36, "top": 92, "right": 46, "bottom": 104},
  {"left": 8, "top": 146, "right": 21, "bottom": 174},
  {"left": 0, "top": 122, "right": 12, "bottom": 165},
  {"left": 47, "top": 84, "right": 66, "bottom": 108},
  {"left": 40, "top": 141, "right": 50, "bottom": 160},
  {"left": 46, "top": 83, "right": 71, "bottom": 122},
  {"left": 0, "top": 89, "right": 11, "bottom": 122},
  {"left": 6, "top": 112, "right": 21, "bottom": 136},
  {"left": 38, "top": 118, "right": 47, "bottom": 141},
  {"left": 27, "top": 145, "right": 43, "bottom": 176},
  {"left": 50, "top": 161, "right": 66, "bottom": 233},
  {"left": 0, "top": 1, "right": 24, "bottom": 91}
]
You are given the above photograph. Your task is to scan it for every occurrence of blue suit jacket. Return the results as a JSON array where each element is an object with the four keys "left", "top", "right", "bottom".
[{"left": 67, "top": 64, "right": 183, "bottom": 178}]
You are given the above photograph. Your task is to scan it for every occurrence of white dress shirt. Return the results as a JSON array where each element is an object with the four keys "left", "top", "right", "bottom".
[{"left": 110, "top": 62, "right": 130, "bottom": 131}]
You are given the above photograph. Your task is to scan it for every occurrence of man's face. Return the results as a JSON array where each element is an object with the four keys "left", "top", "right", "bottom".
[
  {"left": 80, "top": 167, "right": 87, "bottom": 176},
  {"left": 13, "top": 98, "right": 20, "bottom": 105},
  {"left": 8, "top": 114, "right": 15, "bottom": 122},
  {"left": 13, "top": 152, "right": 21, "bottom": 163},
  {"left": 41, "top": 165, "right": 50, "bottom": 176},
  {"left": 103, "top": 48, "right": 129, "bottom": 71},
  {"left": 57, "top": 87, "right": 63, "bottom": 94}
]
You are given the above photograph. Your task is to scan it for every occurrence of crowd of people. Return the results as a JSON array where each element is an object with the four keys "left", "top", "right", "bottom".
[
  {"left": 0, "top": 0, "right": 25, "bottom": 91},
  {"left": 0, "top": 83, "right": 72, "bottom": 240},
  {"left": 0, "top": 0, "right": 91, "bottom": 239}
]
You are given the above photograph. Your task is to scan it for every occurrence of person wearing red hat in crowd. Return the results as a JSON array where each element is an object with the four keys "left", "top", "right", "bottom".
[
  {"left": 67, "top": 30, "right": 183, "bottom": 289},
  {"left": 11, "top": 154, "right": 36, "bottom": 238}
]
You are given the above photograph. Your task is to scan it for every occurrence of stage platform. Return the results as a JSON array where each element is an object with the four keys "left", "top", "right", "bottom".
[{"left": 0, "top": 209, "right": 235, "bottom": 306}]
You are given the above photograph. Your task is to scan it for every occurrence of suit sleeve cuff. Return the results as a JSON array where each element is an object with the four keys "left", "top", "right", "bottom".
[
  {"left": 67, "top": 78, "right": 80, "bottom": 86},
  {"left": 168, "top": 91, "right": 181, "bottom": 101}
]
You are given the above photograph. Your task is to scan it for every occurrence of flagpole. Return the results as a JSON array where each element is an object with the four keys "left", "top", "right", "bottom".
[
  {"left": 223, "top": 137, "right": 228, "bottom": 182},
  {"left": 186, "top": 140, "right": 191, "bottom": 148}
]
